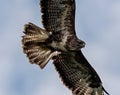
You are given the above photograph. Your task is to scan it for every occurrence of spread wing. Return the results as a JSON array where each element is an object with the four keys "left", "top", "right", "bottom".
[
  {"left": 40, "top": 0, "right": 76, "bottom": 35},
  {"left": 53, "top": 50, "right": 109, "bottom": 95}
]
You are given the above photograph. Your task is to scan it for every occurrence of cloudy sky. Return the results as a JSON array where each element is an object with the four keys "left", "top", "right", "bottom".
[{"left": 0, "top": 0, "right": 120, "bottom": 95}]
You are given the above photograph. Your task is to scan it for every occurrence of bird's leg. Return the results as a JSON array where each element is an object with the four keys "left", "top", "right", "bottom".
[
  {"left": 51, "top": 51, "right": 62, "bottom": 59},
  {"left": 40, "top": 51, "right": 61, "bottom": 68},
  {"left": 53, "top": 51, "right": 61, "bottom": 56}
]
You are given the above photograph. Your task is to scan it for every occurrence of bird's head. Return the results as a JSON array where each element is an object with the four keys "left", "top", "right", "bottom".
[
  {"left": 77, "top": 39, "right": 86, "bottom": 49},
  {"left": 66, "top": 37, "right": 85, "bottom": 51}
]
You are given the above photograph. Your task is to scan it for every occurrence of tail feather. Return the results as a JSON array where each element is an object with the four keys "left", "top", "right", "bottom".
[
  {"left": 23, "top": 44, "right": 52, "bottom": 68},
  {"left": 22, "top": 22, "right": 49, "bottom": 44},
  {"left": 22, "top": 22, "right": 54, "bottom": 68}
]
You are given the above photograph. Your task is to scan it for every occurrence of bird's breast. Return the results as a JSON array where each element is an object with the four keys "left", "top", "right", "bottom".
[
  {"left": 49, "top": 32, "right": 70, "bottom": 51},
  {"left": 49, "top": 41, "right": 67, "bottom": 51}
]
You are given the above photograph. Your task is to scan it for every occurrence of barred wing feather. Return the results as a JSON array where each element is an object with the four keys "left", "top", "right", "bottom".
[{"left": 53, "top": 51, "right": 109, "bottom": 95}]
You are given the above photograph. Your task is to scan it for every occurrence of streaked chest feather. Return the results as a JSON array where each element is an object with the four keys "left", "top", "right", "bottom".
[{"left": 50, "top": 32, "right": 70, "bottom": 51}]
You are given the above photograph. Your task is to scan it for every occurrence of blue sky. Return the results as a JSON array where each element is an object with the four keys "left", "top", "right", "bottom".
[{"left": 0, "top": 0, "right": 120, "bottom": 95}]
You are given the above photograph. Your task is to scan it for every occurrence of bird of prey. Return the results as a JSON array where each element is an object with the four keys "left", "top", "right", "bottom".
[{"left": 22, "top": 0, "right": 109, "bottom": 95}]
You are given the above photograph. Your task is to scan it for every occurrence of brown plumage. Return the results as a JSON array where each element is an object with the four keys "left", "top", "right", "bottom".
[{"left": 22, "top": 0, "right": 109, "bottom": 95}]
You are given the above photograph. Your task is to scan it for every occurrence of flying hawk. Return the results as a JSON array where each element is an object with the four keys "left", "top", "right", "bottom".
[{"left": 22, "top": 0, "right": 109, "bottom": 95}]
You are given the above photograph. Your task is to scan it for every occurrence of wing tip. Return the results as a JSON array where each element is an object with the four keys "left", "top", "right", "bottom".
[{"left": 102, "top": 87, "right": 110, "bottom": 95}]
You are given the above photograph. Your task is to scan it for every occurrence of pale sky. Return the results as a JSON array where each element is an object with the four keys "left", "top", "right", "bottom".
[{"left": 0, "top": 0, "right": 120, "bottom": 95}]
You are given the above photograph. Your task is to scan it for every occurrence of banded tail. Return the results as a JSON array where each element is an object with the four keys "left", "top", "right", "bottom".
[{"left": 22, "top": 23, "right": 60, "bottom": 68}]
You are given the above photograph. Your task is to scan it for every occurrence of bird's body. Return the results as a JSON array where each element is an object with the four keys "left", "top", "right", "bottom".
[{"left": 22, "top": 0, "right": 109, "bottom": 95}]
